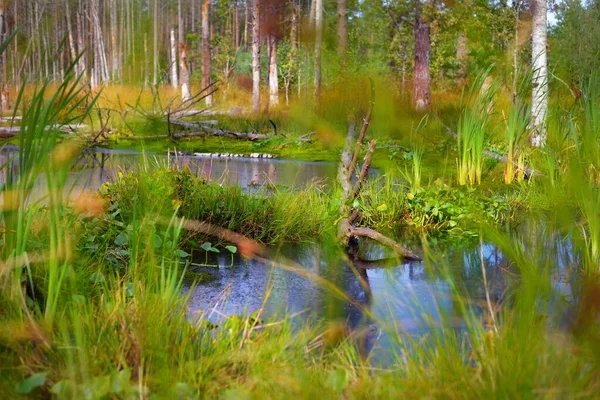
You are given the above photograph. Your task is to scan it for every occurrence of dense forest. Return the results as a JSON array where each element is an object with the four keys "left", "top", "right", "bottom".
[
  {"left": 3, "top": 0, "right": 600, "bottom": 398},
  {"left": 0, "top": 0, "right": 597, "bottom": 109}
]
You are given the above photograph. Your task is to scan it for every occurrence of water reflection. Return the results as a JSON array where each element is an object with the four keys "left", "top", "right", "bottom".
[{"left": 0, "top": 146, "right": 336, "bottom": 195}]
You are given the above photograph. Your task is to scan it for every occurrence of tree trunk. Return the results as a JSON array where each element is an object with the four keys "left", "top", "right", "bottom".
[
  {"left": 0, "top": 0, "right": 7, "bottom": 113},
  {"left": 110, "top": 0, "right": 119, "bottom": 81},
  {"left": 314, "top": 0, "right": 323, "bottom": 104},
  {"left": 530, "top": 0, "right": 547, "bottom": 147},
  {"left": 268, "top": 34, "right": 279, "bottom": 108},
  {"left": 413, "top": 1, "right": 431, "bottom": 111},
  {"left": 291, "top": 0, "right": 299, "bottom": 51},
  {"left": 170, "top": 28, "right": 178, "bottom": 88},
  {"left": 180, "top": 43, "right": 191, "bottom": 103},
  {"left": 91, "top": 0, "right": 109, "bottom": 88},
  {"left": 202, "top": 0, "right": 213, "bottom": 106},
  {"left": 251, "top": 0, "right": 260, "bottom": 112},
  {"left": 153, "top": 0, "right": 159, "bottom": 85},
  {"left": 76, "top": 0, "right": 86, "bottom": 79},
  {"left": 178, "top": 0, "right": 184, "bottom": 47},
  {"left": 65, "top": 0, "right": 79, "bottom": 75},
  {"left": 337, "top": 0, "right": 347, "bottom": 65}
]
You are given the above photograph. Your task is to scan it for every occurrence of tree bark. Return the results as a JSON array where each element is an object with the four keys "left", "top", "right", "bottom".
[
  {"left": 65, "top": 0, "right": 79, "bottom": 75},
  {"left": 0, "top": 0, "right": 7, "bottom": 113},
  {"left": 530, "top": 0, "right": 548, "bottom": 147},
  {"left": 110, "top": 0, "right": 119, "bottom": 81},
  {"left": 268, "top": 34, "right": 279, "bottom": 107},
  {"left": 180, "top": 43, "right": 191, "bottom": 102},
  {"left": 153, "top": 0, "right": 159, "bottom": 85},
  {"left": 76, "top": 0, "right": 87, "bottom": 79},
  {"left": 202, "top": 0, "right": 213, "bottom": 106},
  {"left": 251, "top": 0, "right": 260, "bottom": 112},
  {"left": 337, "top": 0, "right": 347, "bottom": 66},
  {"left": 170, "top": 28, "right": 179, "bottom": 88},
  {"left": 91, "top": 0, "right": 109, "bottom": 88},
  {"left": 413, "top": 1, "right": 431, "bottom": 111},
  {"left": 314, "top": 0, "right": 323, "bottom": 104}
]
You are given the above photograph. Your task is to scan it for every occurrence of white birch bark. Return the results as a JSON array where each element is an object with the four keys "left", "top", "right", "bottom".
[
  {"left": 530, "top": 0, "right": 548, "bottom": 147},
  {"left": 170, "top": 28, "right": 178, "bottom": 88},
  {"left": 251, "top": 0, "right": 260, "bottom": 112}
]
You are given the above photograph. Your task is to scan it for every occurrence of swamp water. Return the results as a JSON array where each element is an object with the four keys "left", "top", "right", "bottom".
[{"left": 1, "top": 146, "right": 576, "bottom": 359}]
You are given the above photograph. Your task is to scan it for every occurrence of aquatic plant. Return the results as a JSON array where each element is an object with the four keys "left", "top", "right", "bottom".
[{"left": 456, "top": 71, "right": 496, "bottom": 185}]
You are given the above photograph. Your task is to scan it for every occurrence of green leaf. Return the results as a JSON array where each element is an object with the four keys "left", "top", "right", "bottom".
[
  {"left": 16, "top": 372, "right": 47, "bottom": 394},
  {"left": 225, "top": 245, "right": 237, "bottom": 254},
  {"left": 200, "top": 242, "right": 213, "bottom": 251},
  {"left": 114, "top": 233, "right": 129, "bottom": 246},
  {"left": 175, "top": 249, "right": 190, "bottom": 258},
  {"left": 326, "top": 368, "right": 349, "bottom": 392},
  {"left": 376, "top": 204, "right": 388, "bottom": 212},
  {"left": 90, "top": 272, "right": 106, "bottom": 284},
  {"left": 151, "top": 234, "right": 163, "bottom": 248}
]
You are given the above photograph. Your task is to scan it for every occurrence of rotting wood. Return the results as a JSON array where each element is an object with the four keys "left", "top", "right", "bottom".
[
  {"left": 128, "top": 128, "right": 268, "bottom": 141},
  {"left": 337, "top": 107, "right": 421, "bottom": 261}
]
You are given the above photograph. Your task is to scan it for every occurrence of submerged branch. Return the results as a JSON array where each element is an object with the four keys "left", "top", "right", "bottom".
[{"left": 350, "top": 227, "right": 421, "bottom": 261}]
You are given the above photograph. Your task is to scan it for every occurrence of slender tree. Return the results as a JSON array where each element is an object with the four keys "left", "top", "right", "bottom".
[
  {"left": 202, "top": 0, "right": 213, "bottom": 106},
  {"left": 530, "top": 0, "right": 548, "bottom": 147},
  {"left": 338, "top": 0, "right": 347, "bottom": 65},
  {"left": 314, "top": 0, "right": 323, "bottom": 104},
  {"left": 268, "top": 34, "right": 279, "bottom": 107},
  {"left": 180, "top": 43, "right": 191, "bottom": 102},
  {"left": 413, "top": 0, "right": 431, "bottom": 110},
  {"left": 251, "top": 0, "right": 260, "bottom": 112},
  {"left": 170, "top": 28, "right": 178, "bottom": 88}
]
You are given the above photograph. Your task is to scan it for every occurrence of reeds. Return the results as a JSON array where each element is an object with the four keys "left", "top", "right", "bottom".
[{"left": 456, "top": 71, "right": 496, "bottom": 185}]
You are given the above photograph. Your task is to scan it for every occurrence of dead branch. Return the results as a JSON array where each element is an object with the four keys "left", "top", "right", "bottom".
[
  {"left": 351, "top": 140, "right": 376, "bottom": 200},
  {"left": 348, "top": 100, "right": 374, "bottom": 178},
  {"left": 350, "top": 227, "right": 422, "bottom": 261},
  {"left": 338, "top": 123, "right": 357, "bottom": 204},
  {"left": 336, "top": 104, "right": 421, "bottom": 261},
  {"left": 127, "top": 128, "right": 268, "bottom": 141}
]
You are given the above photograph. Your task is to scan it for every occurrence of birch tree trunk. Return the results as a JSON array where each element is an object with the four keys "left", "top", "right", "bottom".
[
  {"left": 76, "top": 0, "right": 87, "bottom": 79},
  {"left": 202, "top": 0, "right": 213, "bottom": 106},
  {"left": 91, "top": 0, "right": 109, "bottom": 88},
  {"left": 0, "top": 0, "right": 7, "bottom": 112},
  {"left": 413, "top": 1, "right": 431, "bottom": 111},
  {"left": 251, "top": 0, "right": 260, "bottom": 112},
  {"left": 314, "top": 0, "right": 323, "bottom": 104},
  {"left": 178, "top": 0, "right": 184, "bottom": 47},
  {"left": 153, "top": 0, "right": 159, "bottom": 85},
  {"left": 268, "top": 34, "right": 279, "bottom": 107},
  {"left": 170, "top": 28, "right": 178, "bottom": 88},
  {"left": 110, "top": 0, "right": 119, "bottom": 81},
  {"left": 530, "top": 0, "right": 548, "bottom": 147},
  {"left": 337, "top": 0, "right": 347, "bottom": 65},
  {"left": 180, "top": 43, "right": 191, "bottom": 102},
  {"left": 65, "top": 0, "right": 79, "bottom": 75}
]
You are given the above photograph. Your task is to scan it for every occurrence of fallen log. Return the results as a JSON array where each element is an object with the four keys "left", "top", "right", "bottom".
[{"left": 127, "top": 127, "right": 268, "bottom": 141}]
